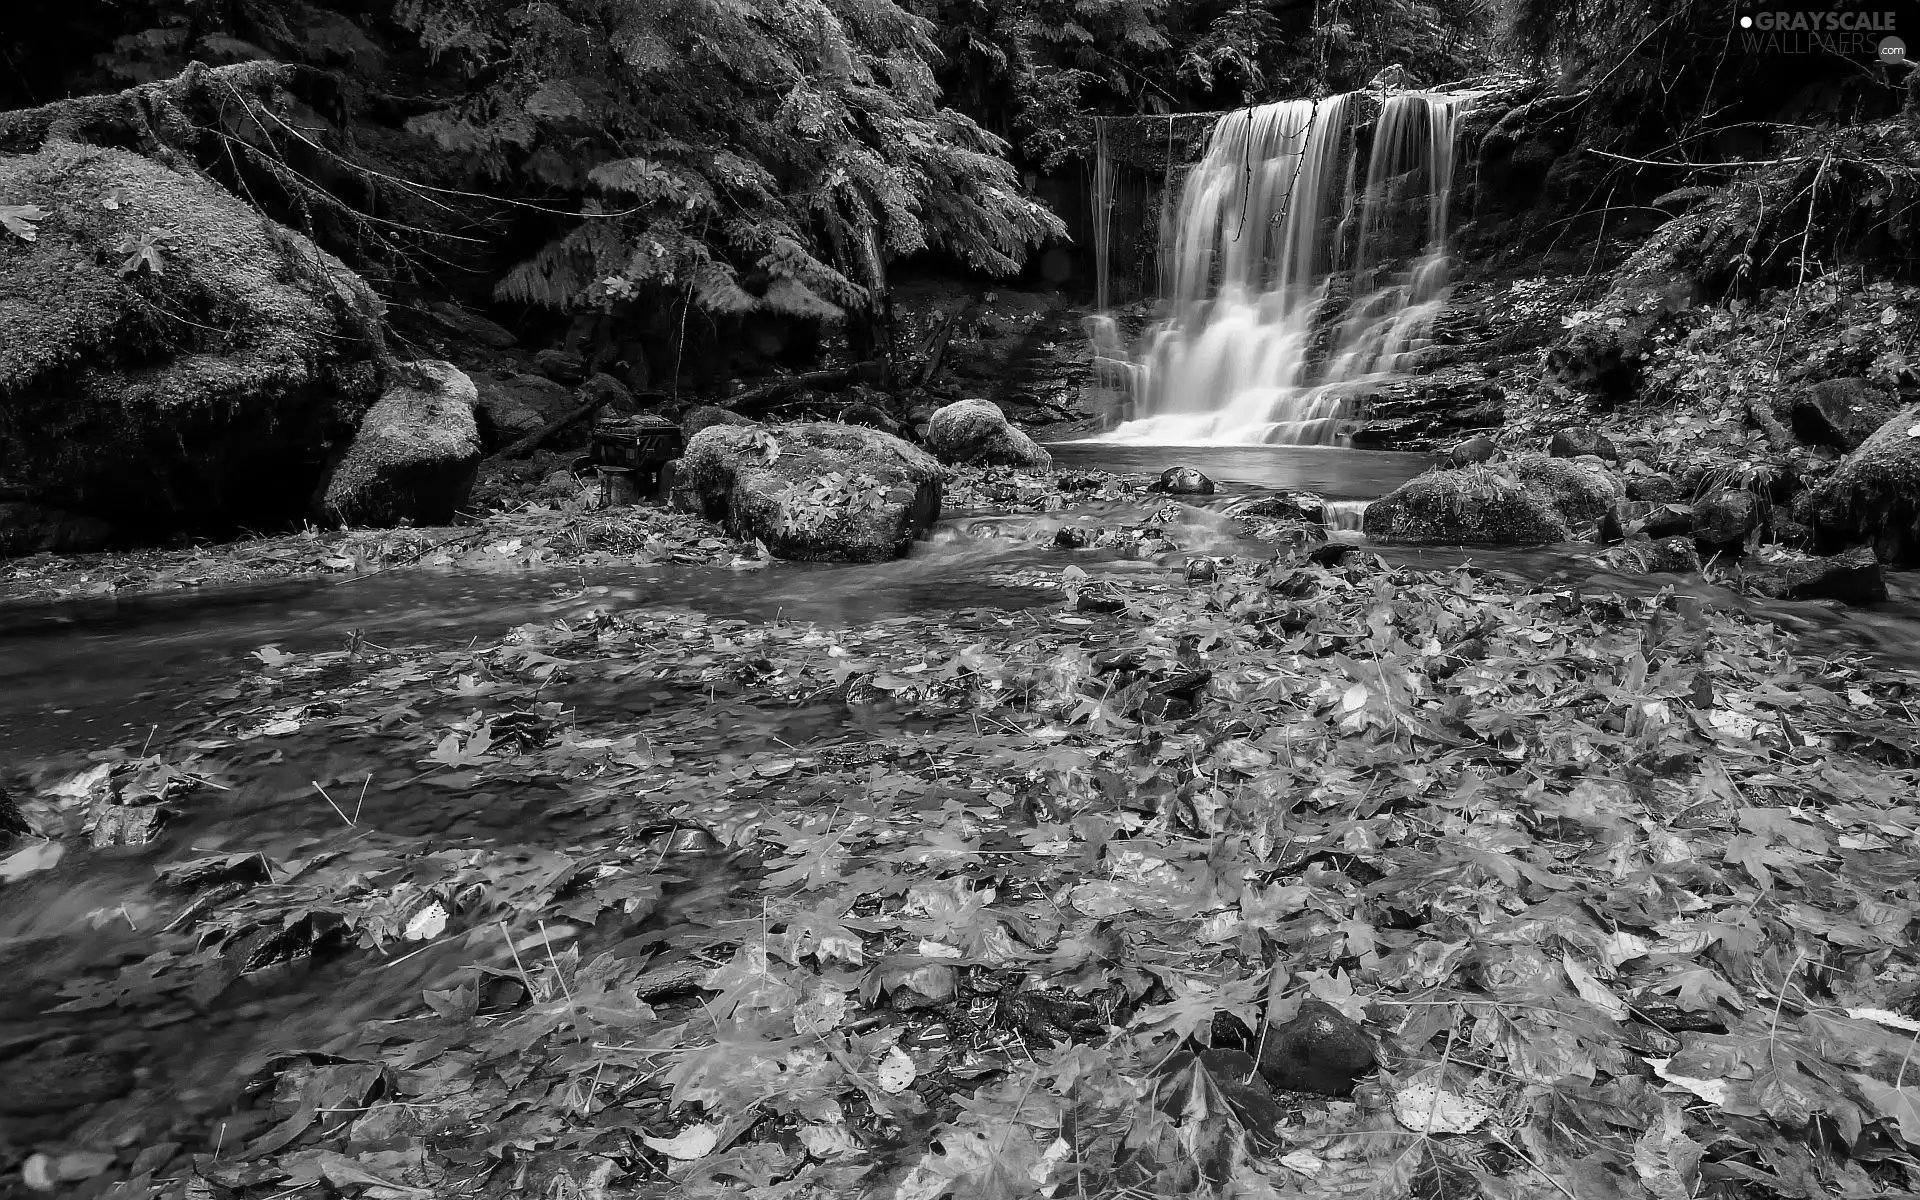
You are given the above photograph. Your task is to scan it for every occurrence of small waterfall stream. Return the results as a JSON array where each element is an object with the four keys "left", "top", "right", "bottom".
[{"left": 1095, "top": 90, "right": 1476, "bottom": 447}]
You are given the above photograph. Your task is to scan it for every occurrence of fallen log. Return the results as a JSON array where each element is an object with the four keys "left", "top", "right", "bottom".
[
  {"left": 723, "top": 364, "right": 877, "bottom": 415},
  {"left": 915, "top": 300, "right": 974, "bottom": 389}
]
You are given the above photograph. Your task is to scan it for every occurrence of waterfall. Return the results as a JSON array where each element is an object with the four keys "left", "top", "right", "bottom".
[{"left": 1100, "top": 90, "right": 1475, "bottom": 447}]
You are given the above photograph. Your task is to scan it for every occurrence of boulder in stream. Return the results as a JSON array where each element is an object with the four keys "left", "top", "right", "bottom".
[
  {"left": 471, "top": 371, "right": 575, "bottom": 448},
  {"left": 0, "top": 141, "right": 387, "bottom": 539},
  {"left": 671, "top": 422, "right": 942, "bottom": 562},
  {"left": 1364, "top": 466, "right": 1572, "bottom": 545},
  {"left": 1444, "top": 435, "right": 1500, "bottom": 467},
  {"left": 1800, "top": 403, "right": 1920, "bottom": 563},
  {"left": 318, "top": 361, "right": 483, "bottom": 527},
  {"left": 1150, "top": 466, "right": 1216, "bottom": 496},
  {"left": 1505, "top": 454, "right": 1624, "bottom": 527},
  {"left": 923, "top": 399, "right": 1053, "bottom": 470},
  {"left": 1745, "top": 547, "right": 1888, "bottom": 605}
]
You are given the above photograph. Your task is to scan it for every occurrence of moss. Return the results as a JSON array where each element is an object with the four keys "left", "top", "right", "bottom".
[
  {"left": 320, "top": 362, "right": 481, "bottom": 527},
  {"left": 1364, "top": 465, "right": 1573, "bottom": 545},
  {"left": 1506, "top": 454, "right": 1623, "bottom": 526},
  {"left": 0, "top": 140, "right": 385, "bottom": 533},
  {"left": 925, "top": 399, "right": 1053, "bottom": 470},
  {"left": 674, "top": 422, "right": 943, "bottom": 562}
]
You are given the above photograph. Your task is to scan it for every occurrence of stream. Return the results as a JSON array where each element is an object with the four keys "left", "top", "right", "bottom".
[{"left": 3, "top": 442, "right": 1919, "bottom": 1178}]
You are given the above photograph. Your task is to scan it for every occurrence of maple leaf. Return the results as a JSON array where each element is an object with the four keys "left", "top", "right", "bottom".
[
  {"left": 0, "top": 203, "right": 48, "bottom": 241},
  {"left": 1130, "top": 975, "right": 1265, "bottom": 1044},
  {"left": 1654, "top": 965, "right": 1746, "bottom": 1012}
]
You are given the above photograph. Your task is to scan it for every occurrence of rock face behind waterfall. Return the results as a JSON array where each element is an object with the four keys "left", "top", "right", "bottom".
[
  {"left": 0, "top": 142, "right": 387, "bottom": 539},
  {"left": 924, "top": 399, "right": 1052, "bottom": 470},
  {"left": 318, "top": 362, "right": 482, "bottom": 527},
  {"left": 672, "top": 422, "right": 943, "bottom": 562},
  {"left": 1800, "top": 403, "right": 1920, "bottom": 563}
]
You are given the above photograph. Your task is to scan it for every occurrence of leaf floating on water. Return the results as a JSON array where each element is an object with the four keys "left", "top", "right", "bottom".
[
  {"left": 641, "top": 1123, "right": 719, "bottom": 1160},
  {"left": 403, "top": 900, "right": 448, "bottom": 941}
]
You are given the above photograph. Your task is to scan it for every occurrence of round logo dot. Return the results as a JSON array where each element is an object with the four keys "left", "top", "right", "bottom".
[
  {"left": 1881, "top": 34, "right": 1908, "bottom": 62},
  {"left": 1740, "top": 14, "right": 1753, "bottom": 27}
]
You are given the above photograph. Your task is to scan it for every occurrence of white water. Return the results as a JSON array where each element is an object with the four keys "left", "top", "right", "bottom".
[{"left": 1098, "top": 90, "right": 1475, "bottom": 447}]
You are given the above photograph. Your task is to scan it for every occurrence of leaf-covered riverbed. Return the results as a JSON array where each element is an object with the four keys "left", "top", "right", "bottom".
[{"left": 5, "top": 528, "right": 1920, "bottom": 1200}]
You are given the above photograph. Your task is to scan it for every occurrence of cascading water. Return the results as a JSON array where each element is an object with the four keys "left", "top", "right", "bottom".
[{"left": 1099, "top": 89, "right": 1475, "bottom": 446}]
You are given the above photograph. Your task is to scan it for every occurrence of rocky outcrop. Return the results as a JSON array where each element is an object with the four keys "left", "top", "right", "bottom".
[
  {"left": 1693, "top": 489, "right": 1766, "bottom": 550},
  {"left": 1800, "top": 404, "right": 1920, "bottom": 562},
  {"left": 671, "top": 422, "right": 942, "bottom": 562},
  {"left": 1548, "top": 273, "right": 1697, "bottom": 393},
  {"left": 318, "top": 362, "right": 482, "bottom": 527},
  {"left": 0, "top": 141, "right": 386, "bottom": 538},
  {"left": 1363, "top": 466, "right": 1572, "bottom": 545},
  {"left": 924, "top": 399, "right": 1052, "bottom": 471}
]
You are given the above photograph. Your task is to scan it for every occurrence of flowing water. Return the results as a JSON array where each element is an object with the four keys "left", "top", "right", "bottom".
[{"left": 1091, "top": 90, "right": 1475, "bottom": 446}]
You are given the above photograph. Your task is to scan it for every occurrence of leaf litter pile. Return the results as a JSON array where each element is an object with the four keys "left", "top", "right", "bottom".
[{"left": 5, "top": 545, "right": 1920, "bottom": 1200}]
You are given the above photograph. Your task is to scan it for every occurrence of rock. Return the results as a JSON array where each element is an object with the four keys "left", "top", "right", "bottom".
[
  {"left": 425, "top": 301, "right": 517, "bottom": 348},
  {"left": 924, "top": 399, "right": 1053, "bottom": 470},
  {"left": 1505, "top": 455, "right": 1624, "bottom": 527},
  {"left": 1230, "top": 493, "right": 1326, "bottom": 523},
  {"left": 681, "top": 404, "right": 755, "bottom": 440},
  {"left": 1075, "top": 583, "right": 1128, "bottom": 613},
  {"left": 580, "top": 372, "right": 634, "bottom": 411},
  {"left": 0, "top": 1052, "right": 136, "bottom": 1116},
  {"left": 1256, "top": 1001, "right": 1376, "bottom": 1096},
  {"left": 670, "top": 422, "right": 942, "bottom": 562},
  {"left": 1626, "top": 474, "right": 1682, "bottom": 503},
  {"left": 1602, "top": 501, "right": 1692, "bottom": 542},
  {"left": 837, "top": 402, "right": 901, "bottom": 436},
  {"left": 534, "top": 349, "right": 588, "bottom": 384},
  {"left": 1548, "top": 271, "right": 1697, "bottom": 392},
  {"left": 1792, "top": 378, "right": 1898, "bottom": 453},
  {"left": 1184, "top": 557, "right": 1217, "bottom": 583},
  {"left": 1800, "top": 403, "right": 1920, "bottom": 563},
  {"left": 1054, "top": 526, "right": 1092, "bottom": 549},
  {"left": 1307, "top": 542, "right": 1365, "bottom": 568},
  {"left": 1598, "top": 536, "right": 1701, "bottom": 575},
  {"left": 472, "top": 373, "right": 576, "bottom": 447},
  {"left": 1693, "top": 489, "right": 1765, "bottom": 549},
  {"left": 0, "top": 502, "right": 115, "bottom": 555},
  {"left": 1548, "top": 428, "right": 1619, "bottom": 461},
  {"left": 1767, "top": 514, "right": 1810, "bottom": 548},
  {"left": 0, "top": 141, "right": 386, "bottom": 538},
  {"left": 1364, "top": 467, "right": 1572, "bottom": 545},
  {"left": 1444, "top": 436, "right": 1500, "bottom": 467},
  {"left": 318, "top": 362, "right": 482, "bottom": 527},
  {"left": 1150, "top": 467, "right": 1216, "bottom": 496},
  {"left": 1747, "top": 547, "right": 1888, "bottom": 605}
]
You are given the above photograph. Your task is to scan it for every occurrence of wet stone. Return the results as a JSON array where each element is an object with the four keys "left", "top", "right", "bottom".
[
  {"left": 0, "top": 1052, "right": 137, "bottom": 1116},
  {"left": 1255, "top": 1000, "right": 1377, "bottom": 1097},
  {"left": 1151, "top": 467, "right": 1215, "bottom": 495}
]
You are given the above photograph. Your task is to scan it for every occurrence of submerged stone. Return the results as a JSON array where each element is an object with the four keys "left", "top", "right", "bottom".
[
  {"left": 1746, "top": 547, "right": 1888, "bottom": 605},
  {"left": 1151, "top": 467, "right": 1215, "bottom": 495}
]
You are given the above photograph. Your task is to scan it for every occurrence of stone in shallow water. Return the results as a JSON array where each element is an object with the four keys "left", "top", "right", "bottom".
[{"left": 1151, "top": 467, "right": 1215, "bottom": 495}]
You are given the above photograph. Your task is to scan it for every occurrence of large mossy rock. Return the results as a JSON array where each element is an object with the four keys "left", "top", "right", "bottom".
[
  {"left": 0, "top": 141, "right": 387, "bottom": 537},
  {"left": 1801, "top": 403, "right": 1920, "bottom": 562},
  {"left": 924, "top": 399, "right": 1052, "bottom": 471},
  {"left": 671, "top": 422, "right": 942, "bottom": 562},
  {"left": 1505, "top": 454, "right": 1624, "bottom": 526},
  {"left": 1363, "top": 465, "right": 1573, "bottom": 545},
  {"left": 318, "top": 361, "right": 481, "bottom": 527}
]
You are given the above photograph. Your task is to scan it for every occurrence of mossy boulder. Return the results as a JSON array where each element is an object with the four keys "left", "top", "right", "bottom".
[
  {"left": 670, "top": 422, "right": 942, "bottom": 562},
  {"left": 0, "top": 141, "right": 386, "bottom": 537},
  {"left": 1801, "top": 404, "right": 1920, "bottom": 562},
  {"left": 472, "top": 371, "right": 574, "bottom": 448},
  {"left": 924, "top": 399, "right": 1052, "bottom": 471},
  {"left": 1792, "top": 378, "right": 1898, "bottom": 453},
  {"left": 1363, "top": 466, "right": 1573, "bottom": 545},
  {"left": 1505, "top": 454, "right": 1624, "bottom": 527},
  {"left": 318, "top": 361, "right": 481, "bottom": 527}
]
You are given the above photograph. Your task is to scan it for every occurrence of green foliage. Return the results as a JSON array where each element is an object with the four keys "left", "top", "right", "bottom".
[{"left": 908, "top": 0, "right": 1496, "bottom": 168}]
